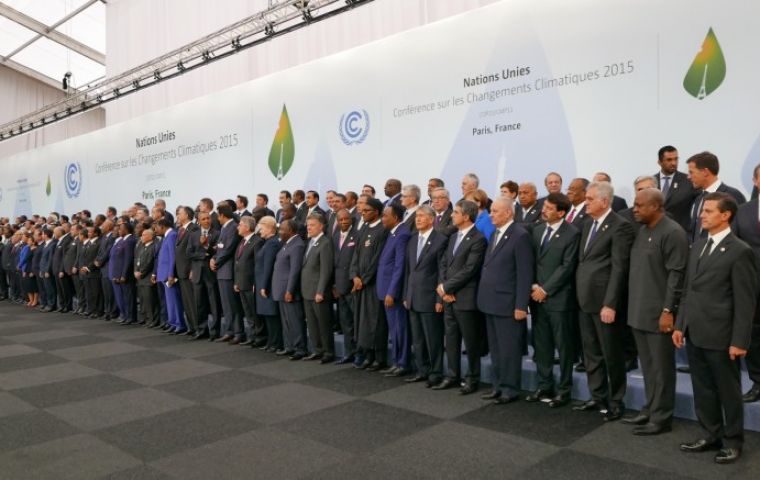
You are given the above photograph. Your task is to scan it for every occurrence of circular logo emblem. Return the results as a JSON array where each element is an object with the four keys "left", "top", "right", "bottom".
[
  {"left": 339, "top": 109, "right": 370, "bottom": 145},
  {"left": 64, "top": 162, "right": 82, "bottom": 199}
]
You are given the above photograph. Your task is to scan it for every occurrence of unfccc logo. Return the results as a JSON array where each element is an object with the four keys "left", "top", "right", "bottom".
[
  {"left": 339, "top": 109, "right": 370, "bottom": 145},
  {"left": 64, "top": 162, "right": 82, "bottom": 198}
]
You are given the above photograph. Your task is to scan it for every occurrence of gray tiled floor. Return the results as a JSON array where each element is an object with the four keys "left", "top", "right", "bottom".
[{"left": 2, "top": 302, "right": 759, "bottom": 480}]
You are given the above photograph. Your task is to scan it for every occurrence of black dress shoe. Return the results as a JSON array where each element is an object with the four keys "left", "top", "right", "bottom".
[
  {"left": 289, "top": 353, "right": 305, "bottom": 361},
  {"left": 184, "top": 330, "right": 195, "bottom": 336},
  {"left": 405, "top": 375, "right": 427, "bottom": 383},
  {"left": 275, "top": 349, "right": 293, "bottom": 356},
  {"left": 379, "top": 366, "right": 398, "bottom": 375},
  {"left": 320, "top": 355, "right": 335, "bottom": 364},
  {"left": 431, "top": 378, "right": 458, "bottom": 391},
  {"left": 354, "top": 359, "right": 372, "bottom": 370},
  {"left": 459, "top": 383, "right": 479, "bottom": 395},
  {"left": 625, "top": 359, "right": 639, "bottom": 372},
  {"left": 494, "top": 395, "right": 519, "bottom": 405},
  {"left": 367, "top": 362, "right": 387, "bottom": 372},
  {"left": 426, "top": 378, "right": 442, "bottom": 388},
  {"left": 679, "top": 438, "right": 722, "bottom": 453},
  {"left": 621, "top": 413, "right": 650, "bottom": 425},
  {"left": 303, "top": 353, "right": 322, "bottom": 361},
  {"left": 742, "top": 384, "right": 760, "bottom": 403},
  {"left": 714, "top": 448, "right": 741, "bottom": 464},
  {"left": 387, "top": 368, "right": 410, "bottom": 377},
  {"left": 548, "top": 395, "right": 571, "bottom": 408},
  {"left": 572, "top": 400, "right": 601, "bottom": 412},
  {"left": 525, "top": 389, "right": 553, "bottom": 403},
  {"left": 334, "top": 356, "right": 355, "bottom": 365},
  {"left": 603, "top": 407, "right": 623, "bottom": 422},
  {"left": 240, "top": 339, "right": 254, "bottom": 346},
  {"left": 632, "top": 423, "right": 671, "bottom": 436},
  {"left": 481, "top": 390, "right": 501, "bottom": 400}
]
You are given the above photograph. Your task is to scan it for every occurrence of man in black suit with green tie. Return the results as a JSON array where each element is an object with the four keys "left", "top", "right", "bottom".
[
  {"left": 527, "top": 193, "right": 580, "bottom": 408},
  {"left": 674, "top": 192, "right": 757, "bottom": 464}
]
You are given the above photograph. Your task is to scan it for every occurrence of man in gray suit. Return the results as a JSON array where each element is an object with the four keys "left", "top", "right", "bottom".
[
  {"left": 134, "top": 228, "right": 160, "bottom": 327},
  {"left": 674, "top": 192, "right": 758, "bottom": 464},
  {"left": 273, "top": 219, "right": 307, "bottom": 360},
  {"left": 573, "top": 182, "right": 635, "bottom": 421},
  {"left": 527, "top": 193, "right": 580, "bottom": 408},
  {"left": 301, "top": 213, "right": 335, "bottom": 363},
  {"left": 234, "top": 216, "right": 265, "bottom": 347},
  {"left": 623, "top": 188, "right": 688, "bottom": 435}
]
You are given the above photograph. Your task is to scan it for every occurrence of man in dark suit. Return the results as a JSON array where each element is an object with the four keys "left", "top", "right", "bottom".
[
  {"left": 199, "top": 197, "right": 221, "bottom": 231},
  {"left": 477, "top": 197, "right": 534, "bottom": 402},
  {"left": 39, "top": 229, "right": 58, "bottom": 312},
  {"left": 351, "top": 198, "right": 390, "bottom": 370},
  {"left": 400, "top": 185, "right": 419, "bottom": 233},
  {"left": 431, "top": 187, "right": 456, "bottom": 237},
  {"left": 64, "top": 225, "right": 83, "bottom": 312},
  {"left": 574, "top": 181, "right": 635, "bottom": 421},
  {"left": 527, "top": 193, "right": 580, "bottom": 407},
  {"left": 52, "top": 226, "right": 73, "bottom": 313},
  {"left": 687, "top": 151, "right": 747, "bottom": 244},
  {"left": 383, "top": 178, "right": 402, "bottom": 207},
  {"left": 377, "top": 204, "right": 412, "bottom": 376},
  {"left": 235, "top": 195, "right": 252, "bottom": 219},
  {"left": 517, "top": 183, "right": 543, "bottom": 225},
  {"left": 252, "top": 193, "right": 275, "bottom": 223},
  {"left": 674, "top": 192, "right": 757, "bottom": 464},
  {"left": 731, "top": 191, "right": 760, "bottom": 403},
  {"left": 234, "top": 216, "right": 265, "bottom": 346},
  {"left": 332, "top": 209, "right": 358, "bottom": 364},
  {"left": 275, "top": 190, "right": 292, "bottom": 224},
  {"left": 305, "top": 191, "right": 325, "bottom": 218},
  {"left": 435, "top": 200, "right": 487, "bottom": 393},
  {"left": 623, "top": 188, "right": 688, "bottom": 435},
  {"left": 188, "top": 211, "right": 221, "bottom": 339},
  {"left": 135, "top": 228, "right": 160, "bottom": 327},
  {"left": 654, "top": 145, "right": 698, "bottom": 231},
  {"left": 403, "top": 205, "right": 448, "bottom": 386},
  {"left": 565, "top": 178, "right": 590, "bottom": 228},
  {"left": 111, "top": 222, "right": 137, "bottom": 324},
  {"left": 175, "top": 207, "right": 199, "bottom": 335},
  {"left": 211, "top": 204, "right": 243, "bottom": 343},
  {"left": 423, "top": 178, "right": 445, "bottom": 205},
  {"left": 80, "top": 226, "right": 103, "bottom": 318},
  {"left": 593, "top": 173, "right": 628, "bottom": 212},
  {"left": 618, "top": 176, "right": 658, "bottom": 224},
  {"left": 272, "top": 219, "right": 307, "bottom": 360},
  {"left": 94, "top": 220, "right": 117, "bottom": 319},
  {"left": 301, "top": 213, "right": 335, "bottom": 363},
  {"left": 293, "top": 190, "right": 308, "bottom": 223}
]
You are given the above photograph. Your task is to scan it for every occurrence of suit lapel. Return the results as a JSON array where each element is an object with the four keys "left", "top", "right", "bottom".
[
  {"left": 695, "top": 234, "right": 732, "bottom": 277},
  {"left": 539, "top": 222, "right": 564, "bottom": 258},
  {"left": 415, "top": 231, "right": 435, "bottom": 267},
  {"left": 485, "top": 223, "right": 514, "bottom": 265},
  {"left": 582, "top": 214, "right": 613, "bottom": 257}
]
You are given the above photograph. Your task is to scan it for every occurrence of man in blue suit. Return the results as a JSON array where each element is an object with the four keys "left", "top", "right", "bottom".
[
  {"left": 272, "top": 219, "right": 307, "bottom": 360},
  {"left": 94, "top": 220, "right": 117, "bottom": 320},
  {"left": 39, "top": 229, "right": 58, "bottom": 312},
  {"left": 377, "top": 203, "right": 412, "bottom": 376},
  {"left": 477, "top": 197, "right": 535, "bottom": 404},
  {"left": 155, "top": 218, "right": 185, "bottom": 333},
  {"left": 111, "top": 222, "right": 137, "bottom": 325},
  {"left": 211, "top": 203, "right": 244, "bottom": 343}
]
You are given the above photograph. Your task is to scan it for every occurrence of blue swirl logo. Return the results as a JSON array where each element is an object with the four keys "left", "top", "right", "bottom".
[
  {"left": 339, "top": 109, "right": 370, "bottom": 145},
  {"left": 64, "top": 162, "right": 82, "bottom": 199}
]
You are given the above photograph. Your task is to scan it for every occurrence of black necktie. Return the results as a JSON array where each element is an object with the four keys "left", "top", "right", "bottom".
[
  {"left": 540, "top": 226, "right": 553, "bottom": 254},
  {"left": 697, "top": 238, "right": 714, "bottom": 271}
]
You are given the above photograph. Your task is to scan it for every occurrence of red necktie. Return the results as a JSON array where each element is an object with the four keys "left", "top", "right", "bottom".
[
  {"left": 178, "top": 227, "right": 186, "bottom": 241},
  {"left": 236, "top": 240, "right": 246, "bottom": 258},
  {"left": 566, "top": 208, "right": 576, "bottom": 223}
]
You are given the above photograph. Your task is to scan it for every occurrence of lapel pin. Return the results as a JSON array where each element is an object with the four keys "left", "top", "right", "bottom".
[
  {"left": 673, "top": 182, "right": 679, "bottom": 189},
  {"left": 720, "top": 247, "right": 725, "bottom": 252},
  {"left": 648, "top": 237, "right": 652, "bottom": 242}
]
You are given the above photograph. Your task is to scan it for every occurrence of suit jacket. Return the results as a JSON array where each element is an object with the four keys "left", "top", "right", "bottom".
[
  {"left": 52, "top": 234, "right": 71, "bottom": 275},
  {"left": 113, "top": 235, "right": 137, "bottom": 281},
  {"left": 134, "top": 241, "right": 157, "bottom": 286},
  {"left": 575, "top": 211, "right": 635, "bottom": 313},
  {"left": 1, "top": 238, "right": 14, "bottom": 271},
  {"left": 156, "top": 229, "right": 178, "bottom": 282},
  {"left": 404, "top": 229, "right": 448, "bottom": 312},
  {"left": 234, "top": 234, "right": 263, "bottom": 291},
  {"left": 477, "top": 222, "right": 534, "bottom": 315},
  {"left": 95, "top": 232, "right": 116, "bottom": 278},
  {"left": 401, "top": 210, "right": 418, "bottom": 233},
  {"left": 689, "top": 183, "right": 748, "bottom": 241},
  {"left": 272, "top": 236, "right": 305, "bottom": 301},
  {"left": 333, "top": 226, "right": 358, "bottom": 296},
  {"left": 731, "top": 198, "right": 760, "bottom": 323},
  {"left": 376, "top": 224, "right": 411, "bottom": 301},
  {"left": 63, "top": 235, "right": 79, "bottom": 273},
  {"left": 655, "top": 170, "right": 697, "bottom": 231},
  {"left": 252, "top": 206, "right": 274, "bottom": 223},
  {"left": 81, "top": 238, "right": 101, "bottom": 278},
  {"left": 174, "top": 222, "right": 198, "bottom": 279},
  {"left": 531, "top": 221, "right": 580, "bottom": 312},
  {"left": 518, "top": 199, "right": 543, "bottom": 225},
  {"left": 439, "top": 226, "right": 487, "bottom": 311},
  {"left": 255, "top": 236, "right": 281, "bottom": 315},
  {"left": 567, "top": 204, "right": 589, "bottom": 229},
  {"left": 433, "top": 207, "right": 457, "bottom": 237},
  {"left": 214, "top": 220, "right": 240, "bottom": 281},
  {"left": 188, "top": 227, "right": 219, "bottom": 285},
  {"left": 611, "top": 195, "right": 628, "bottom": 212},
  {"left": 301, "top": 234, "right": 334, "bottom": 300},
  {"left": 295, "top": 203, "right": 309, "bottom": 223},
  {"left": 39, "top": 239, "right": 57, "bottom": 275},
  {"left": 676, "top": 232, "right": 757, "bottom": 350}
]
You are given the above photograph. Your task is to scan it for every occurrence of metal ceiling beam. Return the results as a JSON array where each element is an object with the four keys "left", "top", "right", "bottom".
[
  {"left": 0, "top": 1, "right": 105, "bottom": 65},
  {"left": 0, "top": 58, "right": 64, "bottom": 90}
]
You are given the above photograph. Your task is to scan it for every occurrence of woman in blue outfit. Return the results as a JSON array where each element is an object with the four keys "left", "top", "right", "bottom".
[
  {"left": 469, "top": 189, "right": 495, "bottom": 242},
  {"left": 17, "top": 233, "right": 38, "bottom": 307}
]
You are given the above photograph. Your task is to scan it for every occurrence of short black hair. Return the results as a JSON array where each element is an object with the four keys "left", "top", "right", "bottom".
[
  {"left": 181, "top": 206, "right": 195, "bottom": 220},
  {"left": 258, "top": 193, "right": 269, "bottom": 204},
  {"left": 544, "top": 192, "right": 571, "bottom": 215},
  {"left": 687, "top": 151, "right": 720, "bottom": 176},
  {"left": 122, "top": 222, "right": 134, "bottom": 234},
  {"left": 217, "top": 203, "right": 234, "bottom": 220},
  {"left": 658, "top": 145, "right": 677, "bottom": 160},
  {"left": 704, "top": 192, "right": 737, "bottom": 222},
  {"left": 157, "top": 218, "right": 174, "bottom": 229},
  {"left": 363, "top": 184, "right": 376, "bottom": 195},
  {"left": 280, "top": 190, "right": 292, "bottom": 200},
  {"left": 386, "top": 203, "right": 405, "bottom": 221},
  {"left": 307, "top": 190, "right": 320, "bottom": 201},
  {"left": 236, "top": 195, "right": 249, "bottom": 207}
]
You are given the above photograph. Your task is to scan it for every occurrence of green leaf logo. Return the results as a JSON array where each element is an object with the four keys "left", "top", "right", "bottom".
[
  {"left": 683, "top": 27, "right": 726, "bottom": 100},
  {"left": 45, "top": 174, "right": 51, "bottom": 196},
  {"left": 268, "top": 104, "right": 295, "bottom": 180}
]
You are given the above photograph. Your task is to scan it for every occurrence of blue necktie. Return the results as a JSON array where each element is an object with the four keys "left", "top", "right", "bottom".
[
  {"left": 540, "top": 226, "right": 553, "bottom": 254},
  {"left": 416, "top": 235, "right": 425, "bottom": 262},
  {"left": 585, "top": 221, "right": 599, "bottom": 252}
]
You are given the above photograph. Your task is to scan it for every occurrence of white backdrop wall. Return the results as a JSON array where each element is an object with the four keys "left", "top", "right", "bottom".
[
  {"left": 104, "top": 0, "right": 500, "bottom": 125},
  {"left": 1, "top": 0, "right": 758, "bottom": 218}
]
